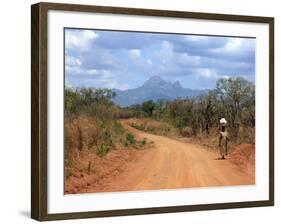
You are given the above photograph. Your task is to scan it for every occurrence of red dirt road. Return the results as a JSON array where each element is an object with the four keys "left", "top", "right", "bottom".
[{"left": 88, "top": 121, "right": 254, "bottom": 192}]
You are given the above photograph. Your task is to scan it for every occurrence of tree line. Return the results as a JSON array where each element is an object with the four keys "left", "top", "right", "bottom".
[
  {"left": 65, "top": 76, "right": 255, "bottom": 143},
  {"left": 127, "top": 77, "right": 255, "bottom": 142}
]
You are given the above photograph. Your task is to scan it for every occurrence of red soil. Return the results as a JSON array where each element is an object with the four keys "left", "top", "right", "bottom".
[{"left": 65, "top": 122, "right": 255, "bottom": 194}]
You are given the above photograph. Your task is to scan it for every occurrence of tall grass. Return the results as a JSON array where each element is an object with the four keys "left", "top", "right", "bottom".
[
  {"left": 64, "top": 87, "right": 143, "bottom": 175},
  {"left": 130, "top": 118, "right": 179, "bottom": 137}
]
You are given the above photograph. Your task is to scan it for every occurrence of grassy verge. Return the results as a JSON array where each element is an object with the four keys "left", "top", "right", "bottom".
[
  {"left": 130, "top": 118, "right": 179, "bottom": 137},
  {"left": 65, "top": 115, "right": 152, "bottom": 180}
]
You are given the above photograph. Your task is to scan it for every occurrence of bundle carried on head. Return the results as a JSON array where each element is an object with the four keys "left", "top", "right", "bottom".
[{"left": 220, "top": 118, "right": 227, "bottom": 127}]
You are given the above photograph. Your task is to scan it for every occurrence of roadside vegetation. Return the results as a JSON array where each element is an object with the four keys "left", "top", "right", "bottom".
[
  {"left": 64, "top": 76, "right": 255, "bottom": 194},
  {"left": 64, "top": 76, "right": 255, "bottom": 187},
  {"left": 127, "top": 77, "right": 255, "bottom": 148},
  {"left": 64, "top": 88, "right": 149, "bottom": 181},
  {"left": 131, "top": 118, "right": 179, "bottom": 137}
]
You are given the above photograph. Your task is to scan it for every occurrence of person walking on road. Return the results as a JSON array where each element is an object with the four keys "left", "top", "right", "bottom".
[{"left": 219, "top": 118, "right": 229, "bottom": 159}]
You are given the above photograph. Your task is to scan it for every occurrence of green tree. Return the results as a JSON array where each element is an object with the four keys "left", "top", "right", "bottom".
[
  {"left": 197, "top": 91, "right": 217, "bottom": 134},
  {"left": 165, "top": 99, "right": 193, "bottom": 129},
  {"left": 142, "top": 100, "right": 156, "bottom": 116},
  {"left": 216, "top": 77, "right": 254, "bottom": 138},
  {"left": 65, "top": 87, "right": 81, "bottom": 118}
]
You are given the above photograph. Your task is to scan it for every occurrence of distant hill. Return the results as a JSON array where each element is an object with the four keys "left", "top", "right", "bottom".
[{"left": 112, "top": 76, "right": 208, "bottom": 107}]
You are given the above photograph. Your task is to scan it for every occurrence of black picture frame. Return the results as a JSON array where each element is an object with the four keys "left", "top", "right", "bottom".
[{"left": 31, "top": 2, "right": 274, "bottom": 221}]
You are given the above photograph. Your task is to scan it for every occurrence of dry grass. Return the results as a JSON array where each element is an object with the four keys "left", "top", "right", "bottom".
[
  {"left": 130, "top": 118, "right": 179, "bottom": 137},
  {"left": 64, "top": 115, "right": 154, "bottom": 193},
  {"left": 65, "top": 115, "right": 99, "bottom": 153},
  {"left": 184, "top": 125, "right": 255, "bottom": 151},
  {"left": 229, "top": 144, "right": 255, "bottom": 176},
  {"left": 65, "top": 148, "right": 146, "bottom": 194}
]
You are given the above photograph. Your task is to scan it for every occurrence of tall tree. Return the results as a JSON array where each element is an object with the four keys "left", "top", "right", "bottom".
[
  {"left": 142, "top": 100, "right": 156, "bottom": 116},
  {"left": 216, "top": 77, "right": 254, "bottom": 138}
]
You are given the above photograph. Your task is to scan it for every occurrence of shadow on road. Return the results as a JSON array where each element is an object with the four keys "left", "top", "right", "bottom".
[{"left": 214, "top": 157, "right": 227, "bottom": 160}]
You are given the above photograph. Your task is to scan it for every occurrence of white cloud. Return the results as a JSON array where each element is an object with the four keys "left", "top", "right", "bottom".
[
  {"left": 70, "top": 77, "right": 117, "bottom": 89},
  {"left": 161, "top": 40, "right": 173, "bottom": 51},
  {"left": 194, "top": 68, "right": 222, "bottom": 80},
  {"left": 158, "top": 41, "right": 174, "bottom": 63},
  {"left": 128, "top": 49, "right": 141, "bottom": 59},
  {"left": 198, "top": 68, "right": 213, "bottom": 79},
  {"left": 100, "top": 54, "right": 113, "bottom": 66},
  {"left": 64, "top": 30, "right": 255, "bottom": 89},
  {"left": 146, "top": 59, "right": 153, "bottom": 65},
  {"left": 82, "top": 79, "right": 130, "bottom": 90},
  {"left": 184, "top": 35, "right": 208, "bottom": 41},
  {"left": 196, "top": 68, "right": 230, "bottom": 80},
  {"left": 65, "top": 65, "right": 110, "bottom": 77},
  {"left": 65, "top": 30, "right": 98, "bottom": 51},
  {"left": 215, "top": 38, "right": 255, "bottom": 54},
  {"left": 178, "top": 53, "right": 200, "bottom": 66},
  {"left": 65, "top": 56, "right": 82, "bottom": 66},
  {"left": 225, "top": 38, "right": 242, "bottom": 51}
]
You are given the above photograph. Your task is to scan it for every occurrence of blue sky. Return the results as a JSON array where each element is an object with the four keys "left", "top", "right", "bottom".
[{"left": 65, "top": 28, "right": 255, "bottom": 90}]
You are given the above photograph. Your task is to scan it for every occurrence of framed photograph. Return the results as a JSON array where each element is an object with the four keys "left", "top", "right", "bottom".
[{"left": 31, "top": 2, "right": 274, "bottom": 221}]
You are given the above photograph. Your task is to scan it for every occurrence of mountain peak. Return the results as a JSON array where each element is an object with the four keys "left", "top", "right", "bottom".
[
  {"left": 148, "top": 75, "right": 165, "bottom": 82},
  {"left": 173, "top": 80, "right": 182, "bottom": 88},
  {"left": 113, "top": 76, "right": 207, "bottom": 107},
  {"left": 143, "top": 76, "right": 166, "bottom": 87}
]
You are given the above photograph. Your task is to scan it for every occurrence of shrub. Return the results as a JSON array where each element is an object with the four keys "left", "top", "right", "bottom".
[
  {"left": 131, "top": 122, "right": 145, "bottom": 131},
  {"left": 140, "top": 138, "right": 147, "bottom": 145},
  {"left": 96, "top": 144, "right": 110, "bottom": 157},
  {"left": 130, "top": 119, "right": 178, "bottom": 137},
  {"left": 126, "top": 133, "right": 136, "bottom": 145},
  {"left": 65, "top": 116, "right": 99, "bottom": 153},
  {"left": 65, "top": 168, "right": 73, "bottom": 179},
  {"left": 181, "top": 126, "right": 193, "bottom": 137}
]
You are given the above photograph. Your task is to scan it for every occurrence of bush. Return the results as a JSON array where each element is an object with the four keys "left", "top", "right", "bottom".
[
  {"left": 65, "top": 116, "right": 128, "bottom": 158},
  {"left": 126, "top": 133, "right": 136, "bottom": 145},
  {"left": 131, "top": 122, "right": 145, "bottom": 131},
  {"left": 140, "top": 138, "right": 147, "bottom": 145},
  {"left": 112, "top": 121, "right": 125, "bottom": 135},
  {"left": 65, "top": 116, "right": 99, "bottom": 157},
  {"left": 96, "top": 144, "right": 110, "bottom": 157},
  {"left": 181, "top": 126, "right": 193, "bottom": 137},
  {"left": 130, "top": 119, "right": 178, "bottom": 137}
]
